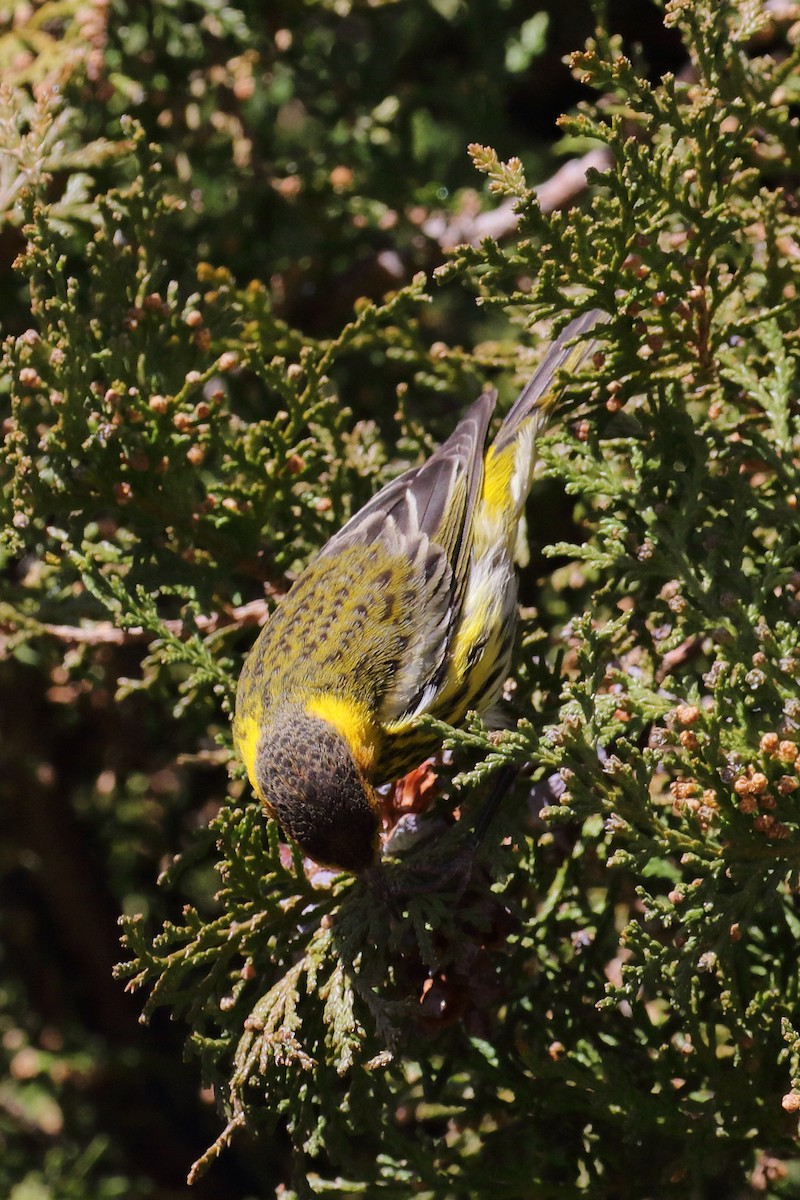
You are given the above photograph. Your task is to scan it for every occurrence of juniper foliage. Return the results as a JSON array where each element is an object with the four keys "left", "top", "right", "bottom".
[{"left": 3, "top": 1, "right": 800, "bottom": 1197}]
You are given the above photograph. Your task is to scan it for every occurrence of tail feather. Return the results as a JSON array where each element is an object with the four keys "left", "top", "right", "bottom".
[{"left": 493, "top": 308, "right": 607, "bottom": 452}]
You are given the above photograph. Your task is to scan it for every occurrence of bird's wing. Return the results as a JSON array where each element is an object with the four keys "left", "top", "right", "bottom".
[
  {"left": 323, "top": 393, "right": 495, "bottom": 563},
  {"left": 320, "top": 393, "right": 496, "bottom": 721}
]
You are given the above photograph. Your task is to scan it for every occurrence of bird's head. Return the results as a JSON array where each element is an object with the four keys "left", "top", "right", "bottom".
[{"left": 254, "top": 708, "right": 382, "bottom": 872}]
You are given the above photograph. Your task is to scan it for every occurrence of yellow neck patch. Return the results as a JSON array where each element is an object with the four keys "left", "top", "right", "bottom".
[
  {"left": 235, "top": 712, "right": 264, "bottom": 799},
  {"left": 305, "top": 694, "right": 381, "bottom": 775},
  {"left": 235, "top": 695, "right": 379, "bottom": 798}
]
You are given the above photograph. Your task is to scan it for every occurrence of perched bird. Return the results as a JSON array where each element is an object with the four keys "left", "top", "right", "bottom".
[{"left": 234, "top": 310, "right": 604, "bottom": 872}]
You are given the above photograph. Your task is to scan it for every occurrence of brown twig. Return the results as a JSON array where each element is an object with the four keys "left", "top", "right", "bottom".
[
  {"left": 656, "top": 635, "right": 703, "bottom": 684},
  {"left": 423, "top": 147, "right": 611, "bottom": 250},
  {"left": 2, "top": 598, "right": 274, "bottom": 648}
]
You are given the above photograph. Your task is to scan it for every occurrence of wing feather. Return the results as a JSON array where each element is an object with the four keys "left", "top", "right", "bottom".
[
  {"left": 320, "top": 392, "right": 496, "bottom": 722},
  {"left": 323, "top": 392, "right": 495, "bottom": 558}
]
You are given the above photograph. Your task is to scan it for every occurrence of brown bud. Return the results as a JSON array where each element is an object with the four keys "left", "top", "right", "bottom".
[
  {"left": 19, "top": 367, "right": 42, "bottom": 388},
  {"left": 329, "top": 165, "right": 354, "bottom": 192},
  {"left": 778, "top": 741, "right": 798, "bottom": 763}
]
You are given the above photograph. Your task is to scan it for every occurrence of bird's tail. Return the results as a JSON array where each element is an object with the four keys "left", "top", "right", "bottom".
[
  {"left": 492, "top": 307, "right": 607, "bottom": 454},
  {"left": 476, "top": 308, "right": 607, "bottom": 564}
]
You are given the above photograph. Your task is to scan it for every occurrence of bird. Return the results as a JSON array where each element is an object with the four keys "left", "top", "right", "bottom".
[{"left": 233, "top": 310, "right": 605, "bottom": 873}]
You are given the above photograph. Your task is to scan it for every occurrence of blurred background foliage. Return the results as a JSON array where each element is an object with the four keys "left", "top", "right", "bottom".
[{"left": 3, "top": 0, "right": 800, "bottom": 1197}]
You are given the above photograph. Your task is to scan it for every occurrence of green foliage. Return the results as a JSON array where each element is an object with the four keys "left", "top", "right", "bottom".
[{"left": 4, "top": 0, "right": 800, "bottom": 1197}]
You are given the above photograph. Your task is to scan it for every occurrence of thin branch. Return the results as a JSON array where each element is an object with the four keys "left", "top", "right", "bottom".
[
  {"left": 187, "top": 1112, "right": 247, "bottom": 1185},
  {"left": 423, "top": 147, "right": 611, "bottom": 250},
  {"left": 1, "top": 598, "right": 273, "bottom": 647}
]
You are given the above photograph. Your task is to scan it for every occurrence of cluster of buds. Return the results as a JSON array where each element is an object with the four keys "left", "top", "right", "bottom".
[
  {"left": 666, "top": 708, "right": 797, "bottom": 841},
  {"left": 123, "top": 292, "right": 173, "bottom": 332},
  {"left": 751, "top": 1153, "right": 789, "bottom": 1192},
  {"left": 759, "top": 732, "right": 799, "bottom": 766},
  {"left": 669, "top": 779, "right": 719, "bottom": 831},
  {"left": 660, "top": 579, "right": 687, "bottom": 615},
  {"left": 672, "top": 703, "right": 702, "bottom": 751},
  {"left": 731, "top": 759, "right": 792, "bottom": 839}
]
